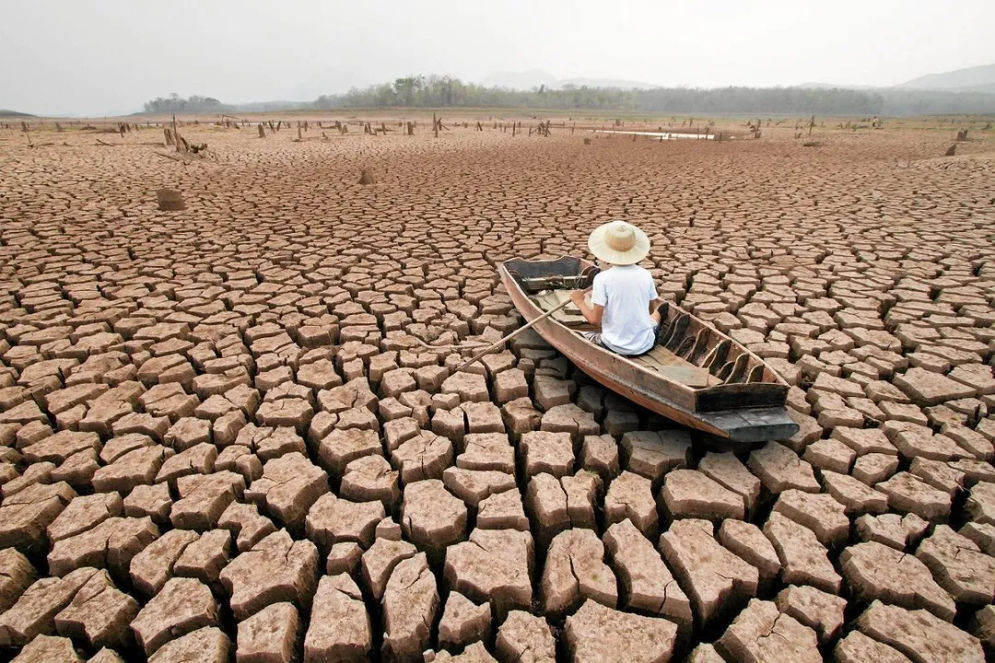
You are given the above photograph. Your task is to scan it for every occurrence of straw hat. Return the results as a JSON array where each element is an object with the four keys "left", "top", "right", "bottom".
[{"left": 588, "top": 220, "right": 650, "bottom": 265}]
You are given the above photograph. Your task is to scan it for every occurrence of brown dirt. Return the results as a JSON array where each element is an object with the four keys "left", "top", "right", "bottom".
[{"left": 0, "top": 116, "right": 993, "bottom": 660}]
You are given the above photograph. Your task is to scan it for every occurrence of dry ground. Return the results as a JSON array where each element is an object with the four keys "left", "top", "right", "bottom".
[{"left": 0, "top": 116, "right": 994, "bottom": 662}]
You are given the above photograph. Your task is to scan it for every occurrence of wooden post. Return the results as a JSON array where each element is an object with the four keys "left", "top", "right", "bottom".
[
  {"left": 512, "top": 121, "right": 516, "bottom": 137},
  {"left": 172, "top": 114, "right": 180, "bottom": 152},
  {"left": 433, "top": 113, "right": 438, "bottom": 138}
]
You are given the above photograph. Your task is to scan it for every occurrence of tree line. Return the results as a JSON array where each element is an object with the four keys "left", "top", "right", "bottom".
[
  {"left": 315, "top": 75, "right": 995, "bottom": 115},
  {"left": 313, "top": 75, "right": 889, "bottom": 114},
  {"left": 143, "top": 93, "right": 225, "bottom": 114},
  {"left": 143, "top": 76, "right": 995, "bottom": 116}
]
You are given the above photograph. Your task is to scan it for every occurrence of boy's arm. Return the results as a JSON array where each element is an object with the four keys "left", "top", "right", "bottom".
[
  {"left": 570, "top": 289, "right": 603, "bottom": 325},
  {"left": 646, "top": 272, "right": 661, "bottom": 313}
]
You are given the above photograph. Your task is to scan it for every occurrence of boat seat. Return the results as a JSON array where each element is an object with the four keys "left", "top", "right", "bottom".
[
  {"left": 636, "top": 346, "right": 721, "bottom": 387},
  {"left": 532, "top": 290, "right": 588, "bottom": 327},
  {"left": 646, "top": 364, "right": 712, "bottom": 388}
]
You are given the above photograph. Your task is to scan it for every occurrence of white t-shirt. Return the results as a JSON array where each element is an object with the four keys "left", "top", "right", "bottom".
[{"left": 591, "top": 265, "right": 659, "bottom": 355}]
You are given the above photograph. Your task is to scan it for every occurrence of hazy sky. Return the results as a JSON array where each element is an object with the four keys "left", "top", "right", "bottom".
[{"left": 1, "top": 0, "right": 991, "bottom": 116}]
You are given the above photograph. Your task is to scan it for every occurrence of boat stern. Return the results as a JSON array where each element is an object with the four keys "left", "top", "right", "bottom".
[{"left": 699, "top": 407, "right": 800, "bottom": 444}]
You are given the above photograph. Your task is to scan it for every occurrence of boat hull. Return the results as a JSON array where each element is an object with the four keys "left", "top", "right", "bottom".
[{"left": 500, "top": 258, "right": 799, "bottom": 443}]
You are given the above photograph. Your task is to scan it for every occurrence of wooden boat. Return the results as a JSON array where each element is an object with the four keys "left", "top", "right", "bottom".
[{"left": 500, "top": 256, "right": 799, "bottom": 444}]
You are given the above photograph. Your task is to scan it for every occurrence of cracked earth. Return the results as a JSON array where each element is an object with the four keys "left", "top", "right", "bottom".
[{"left": 0, "top": 117, "right": 993, "bottom": 662}]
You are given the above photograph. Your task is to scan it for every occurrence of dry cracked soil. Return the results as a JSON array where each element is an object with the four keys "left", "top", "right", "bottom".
[{"left": 0, "top": 115, "right": 994, "bottom": 662}]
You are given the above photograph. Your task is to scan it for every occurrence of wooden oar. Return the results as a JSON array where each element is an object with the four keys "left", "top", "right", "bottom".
[{"left": 456, "top": 297, "right": 573, "bottom": 372}]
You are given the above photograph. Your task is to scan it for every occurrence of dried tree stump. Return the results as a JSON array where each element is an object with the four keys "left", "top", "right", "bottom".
[{"left": 157, "top": 189, "right": 186, "bottom": 211}]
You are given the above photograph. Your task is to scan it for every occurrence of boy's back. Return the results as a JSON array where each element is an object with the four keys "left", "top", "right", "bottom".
[{"left": 591, "top": 264, "right": 658, "bottom": 355}]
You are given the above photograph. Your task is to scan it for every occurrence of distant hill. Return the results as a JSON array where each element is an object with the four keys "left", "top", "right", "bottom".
[
  {"left": 481, "top": 70, "right": 557, "bottom": 90},
  {"left": 794, "top": 82, "right": 875, "bottom": 90},
  {"left": 481, "top": 70, "right": 657, "bottom": 91},
  {"left": 896, "top": 63, "right": 995, "bottom": 94},
  {"left": 557, "top": 77, "right": 658, "bottom": 90},
  {"left": 0, "top": 109, "right": 35, "bottom": 117}
]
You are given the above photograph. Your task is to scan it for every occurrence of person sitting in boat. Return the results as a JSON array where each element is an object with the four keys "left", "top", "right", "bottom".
[{"left": 569, "top": 220, "right": 664, "bottom": 356}]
